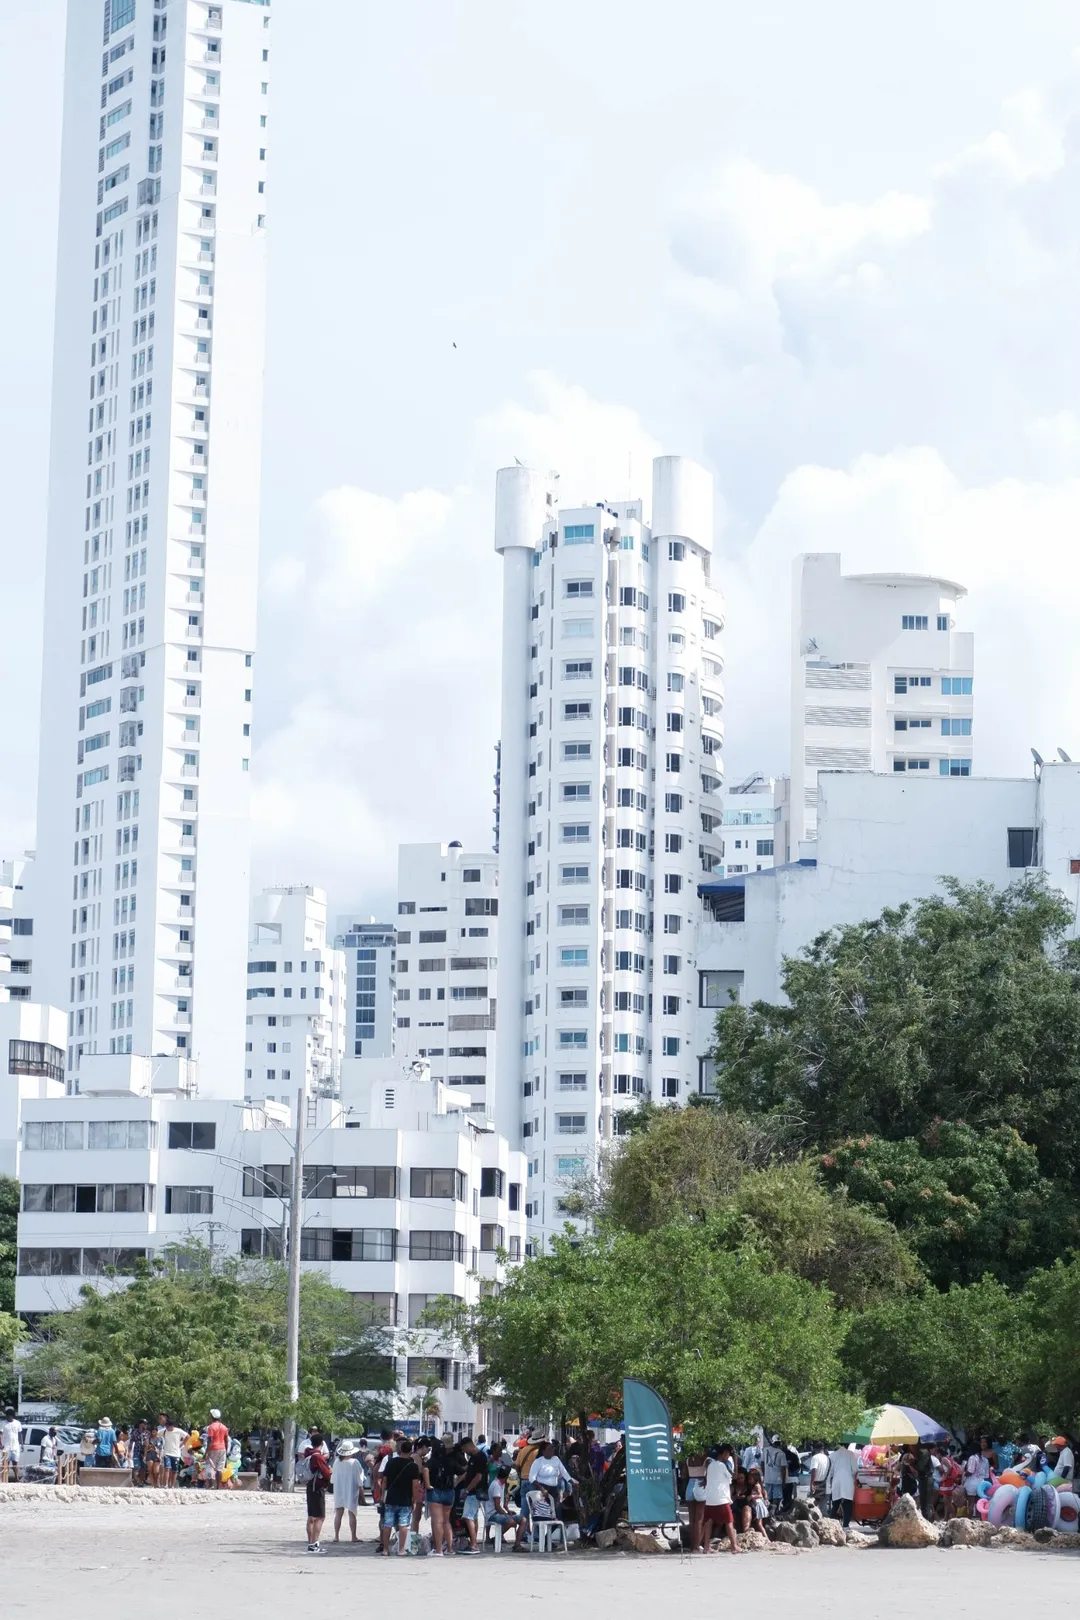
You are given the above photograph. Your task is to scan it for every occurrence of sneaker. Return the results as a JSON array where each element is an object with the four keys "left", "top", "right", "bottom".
[
  {"left": 306, "top": 1544, "right": 326, "bottom": 1556},
  {"left": 429, "top": 1549, "right": 444, "bottom": 1557}
]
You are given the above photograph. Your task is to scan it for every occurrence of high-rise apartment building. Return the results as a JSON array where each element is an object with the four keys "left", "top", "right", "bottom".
[
  {"left": 791, "top": 554, "right": 974, "bottom": 848},
  {"left": 245, "top": 887, "right": 345, "bottom": 1105},
  {"left": 335, "top": 920, "right": 397, "bottom": 1060},
  {"left": 493, "top": 456, "right": 724, "bottom": 1244},
  {"left": 0, "top": 855, "right": 38, "bottom": 1003},
  {"left": 722, "top": 775, "right": 790, "bottom": 875},
  {"left": 35, "top": 1, "right": 271, "bottom": 1094},
  {"left": 395, "top": 844, "right": 499, "bottom": 1110}
]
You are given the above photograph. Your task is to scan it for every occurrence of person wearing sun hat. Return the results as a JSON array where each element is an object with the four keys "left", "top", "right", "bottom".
[
  {"left": 331, "top": 1441, "right": 363, "bottom": 1543},
  {"left": 1049, "top": 1436, "right": 1075, "bottom": 1480},
  {"left": 95, "top": 1418, "right": 118, "bottom": 1468}
]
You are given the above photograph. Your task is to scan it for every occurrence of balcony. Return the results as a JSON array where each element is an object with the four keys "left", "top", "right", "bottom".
[
  {"left": 185, "top": 625, "right": 203, "bottom": 640},
  {"left": 180, "top": 764, "right": 199, "bottom": 779},
  {"left": 179, "top": 834, "right": 196, "bottom": 848},
  {"left": 185, "top": 592, "right": 203, "bottom": 608},
  {"left": 193, "top": 383, "right": 209, "bottom": 400},
  {"left": 174, "top": 976, "right": 194, "bottom": 991},
  {"left": 183, "top": 694, "right": 201, "bottom": 709}
]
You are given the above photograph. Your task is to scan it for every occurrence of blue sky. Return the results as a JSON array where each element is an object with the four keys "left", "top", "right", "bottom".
[{"left": 3, "top": 1, "right": 1079, "bottom": 918}]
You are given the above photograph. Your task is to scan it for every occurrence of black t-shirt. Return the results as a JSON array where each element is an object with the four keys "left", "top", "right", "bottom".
[
  {"left": 460, "top": 1453, "right": 487, "bottom": 1495},
  {"left": 383, "top": 1455, "right": 420, "bottom": 1508}
]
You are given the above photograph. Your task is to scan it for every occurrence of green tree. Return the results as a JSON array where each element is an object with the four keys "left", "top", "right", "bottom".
[
  {"left": 1014, "top": 1257, "right": 1080, "bottom": 1433},
  {"left": 712, "top": 879, "right": 1080, "bottom": 1176},
  {"left": 22, "top": 1247, "right": 388, "bottom": 1430},
  {"left": 441, "top": 1224, "right": 859, "bottom": 1447},
  {"left": 0, "top": 1175, "right": 17, "bottom": 1315},
  {"left": 843, "top": 1276, "right": 1027, "bottom": 1438},
  {"left": 819, "top": 1122, "right": 1078, "bottom": 1289}
]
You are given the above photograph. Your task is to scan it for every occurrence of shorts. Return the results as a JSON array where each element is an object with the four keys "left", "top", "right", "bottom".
[
  {"left": 306, "top": 1483, "right": 327, "bottom": 1518},
  {"left": 426, "top": 1487, "right": 454, "bottom": 1506},
  {"left": 383, "top": 1504, "right": 412, "bottom": 1529},
  {"left": 162, "top": 1456, "right": 179, "bottom": 1473},
  {"left": 206, "top": 1449, "right": 226, "bottom": 1476},
  {"left": 767, "top": 1483, "right": 783, "bottom": 1503},
  {"left": 463, "top": 1494, "right": 481, "bottom": 1520},
  {"left": 704, "top": 1503, "right": 734, "bottom": 1526}
]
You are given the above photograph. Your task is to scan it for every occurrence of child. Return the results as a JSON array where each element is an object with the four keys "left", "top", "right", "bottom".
[
  {"left": 489, "top": 1465, "right": 525, "bottom": 1551},
  {"left": 748, "top": 1469, "right": 769, "bottom": 1524}
]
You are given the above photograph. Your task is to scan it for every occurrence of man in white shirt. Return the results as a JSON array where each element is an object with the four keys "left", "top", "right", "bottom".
[
  {"left": 763, "top": 1436, "right": 787, "bottom": 1508},
  {"left": 1051, "top": 1437, "right": 1075, "bottom": 1481},
  {"left": 809, "top": 1442, "right": 831, "bottom": 1507},
  {"left": 702, "top": 1444, "right": 740, "bottom": 1555},
  {"left": 1, "top": 1408, "right": 23, "bottom": 1482},
  {"left": 827, "top": 1443, "right": 860, "bottom": 1528}
]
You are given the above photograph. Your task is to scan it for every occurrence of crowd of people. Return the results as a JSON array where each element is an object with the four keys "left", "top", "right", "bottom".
[{"left": 0, "top": 1405, "right": 243, "bottom": 1487}]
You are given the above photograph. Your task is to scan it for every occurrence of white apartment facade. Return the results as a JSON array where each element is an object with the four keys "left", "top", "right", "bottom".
[
  {"left": 15, "top": 1063, "right": 527, "bottom": 1437},
  {"left": 792, "top": 554, "right": 974, "bottom": 847},
  {"left": 34, "top": 0, "right": 271, "bottom": 1096},
  {"left": 394, "top": 844, "right": 499, "bottom": 1111},
  {"left": 0, "top": 856, "right": 38, "bottom": 1004},
  {"left": 245, "top": 886, "right": 346, "bottom": 1105},
  {"left": 335, "top": 920, "right": 396, "bottom": 1060},
  {"left": 693, "top": 763, "right": 1080, "bottom": 1082},
  {"left": 493, "top": 456, "right": 725, "bottom": 1244},
  {"left": 722, "top": 774, "right": 789, "bottom": 876}
]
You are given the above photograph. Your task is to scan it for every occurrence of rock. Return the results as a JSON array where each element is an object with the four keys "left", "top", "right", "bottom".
[
  {"left": 737, "top": 1531, "right": 770, "bottom": 1552},
  {"left": 879, "top": 1493, "right": 940, "bottom": 1548},
  {"left": 808, "top": 1505, "right": 824, "bottom": 1524},
  {"left": 793, "top": 1498, "right": 814, "bottom": 1520},
  {"left": 846, "top": 1529, "right": 876, "bottom": 1548},
  {"left": 994, "top": 1527, "right": 1036, "bottom": 1550},
  {"left": 630, "top": 1527, "right": 671, "bottom": 1554},
  {"left": 793, "top": 1521, "right": 819, "bottom": 1548},
  {"left": 595, "top": 1528, "right": 618, "bottom": 1550},
  {"left": 814, "top": 1516, "right": 847, "bottom": 1547},
  {"left": 942, "top": 1519, "right": 994, "bottom": 1548},
  {"left": 773, "top": 1522, "right": 799, "bottom": 1545},
  {"left": 1033, "top": 1527, "right": 1056, "bottom": 1545}
]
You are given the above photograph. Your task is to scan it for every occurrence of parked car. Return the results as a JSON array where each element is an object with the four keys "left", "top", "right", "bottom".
[{"left": 17, "top": 1422, "right": 86, "bottom": 1477}]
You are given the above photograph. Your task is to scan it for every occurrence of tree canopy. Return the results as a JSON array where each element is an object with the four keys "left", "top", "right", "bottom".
[
  {"left": 442, "top": 1224, "right": 859, "bottom": 1447},
  {"left": 22, "top": 1247, "right": 391, "bottom": 1430},
  {"left": 0, "top": 1175, "right": 17, "bottom": 1316},
  {"left": 711, "top": 879, "right": 1080, "bottom": 1173}
]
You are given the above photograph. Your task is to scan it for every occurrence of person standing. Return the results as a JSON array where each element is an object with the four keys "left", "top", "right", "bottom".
[
  {"left": 331, "top": 1442, "right": 363, "bottom": 1544},
  {"left": 457, "top": 1438, "right": 488, "bottom": 1554},
  {"left": 95, "top": 1418, "right": 118, "bottom": 1468},
  {"left": 963, "top": 1442, "right": 990, "bottom": 1513},
  {"left": 381, "top": 1438, "right": 421, "bottom": 1556},
  {"left": 762, "top": 1435, "right": 787, "bottom": 1512},
  {"left": 1051, "top": 1436, "right": 1075, "bottom": 1480},
  {"left": 143, "top": 1418, "right": 163, "bottom": 1487},
  {"left": 161, "top": 1418, "right": 183, "bottom": 1487},
  {"left": 702, "top": 1444, "right": 739, "bottom": 1555},
  {"left": 304, "top": 1430, "right": 332, "bottom": 1555},
  {"left": 78, "top": 1428, "right": 97, "bottom": 1471},
  {"left": 827, "top": 1442, "right": 859, "bottom": 1529},
  {"left": 205, "top": 1409, "right": 230, "bottom": 1489},
  {"left": 1, "top": 1408, "right": 23, "bottom": 1482},
  {"left": 39, "top": 1427, "right": 59, "bottom": 1481},
  {"left": 684, "top": 1450, "right": 708, "bottom": 1552},
  {"left": 424, "top": 1434, "right": 460, "bottom": 1557},
  {"left": 809, "top": 1442, "right": 830, "bottom": 1510}
]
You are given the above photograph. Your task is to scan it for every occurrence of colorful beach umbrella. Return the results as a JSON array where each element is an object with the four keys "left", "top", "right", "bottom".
[{"left": 843, "top": 1404, "right": 949, "bottom": 1445}]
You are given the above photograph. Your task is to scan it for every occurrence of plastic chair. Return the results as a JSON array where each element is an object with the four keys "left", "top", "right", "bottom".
[{"left": 534, "top": 1520, "right": 568, "bottom": 1554}]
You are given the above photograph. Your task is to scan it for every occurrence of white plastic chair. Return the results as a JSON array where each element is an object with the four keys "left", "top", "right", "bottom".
[{"left": 534, "top": 1519, "right": 568, "bottom": 1554}]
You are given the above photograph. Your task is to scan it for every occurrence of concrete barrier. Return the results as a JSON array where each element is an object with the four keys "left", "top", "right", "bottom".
[{"left": 79, "top": 1468, "right": 134, "bottom": 1489}]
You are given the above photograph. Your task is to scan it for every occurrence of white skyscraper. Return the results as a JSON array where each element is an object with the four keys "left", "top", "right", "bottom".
[
  {"left": 245, "top": 886, "right": 346, "bottom": 1105},
  {"left": 791, "top": 554, "right": 974, "bottom": 848},
  {"left": 35, "top": 1, "right": 271, "bottom": 1095},
  {"left": 493, "top": 456, "right": 725, "bottom": 1246},
  {"left": 722, "top": 774, "right": 790, "bottom": 875},
  {"left": 335, "top": 919, "right": 397, "bottom": 1060}
]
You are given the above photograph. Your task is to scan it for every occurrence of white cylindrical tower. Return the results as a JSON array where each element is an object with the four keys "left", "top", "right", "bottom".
[{"left": 493, "top": 466, "right": 556, "bottom": 1143}]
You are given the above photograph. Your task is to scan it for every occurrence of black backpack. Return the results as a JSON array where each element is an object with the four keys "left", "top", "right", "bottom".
[{"left": 428, "top": 1445, "right": 457, "bottom": 1491}]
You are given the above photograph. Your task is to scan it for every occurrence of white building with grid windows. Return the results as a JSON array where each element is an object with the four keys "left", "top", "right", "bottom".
[
  {"left": 335, "top": 920, "right": 396, "bottom": 1060},
  {"left": 492, "top": 456, "right": 725, "bottom": 1246},
  {"left": 722, "top": 774, "right": 790, "bottom": 875},
  {"left": 33, "top": 0, "right": 272, "bottom": 1097},
  {"left": 394, "top": 844, "right": 499, "bottom": 1113},
  {"left": 245, "top": 886, "right": 345, "bottom": 1104},
  {"left": 792, "top": 554, "right": 975, "bottom": 848}
]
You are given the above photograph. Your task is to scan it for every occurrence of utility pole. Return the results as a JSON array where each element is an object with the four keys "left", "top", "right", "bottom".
[{"left": 281, "top": 1086, "right": 305, "bottom": 1493}]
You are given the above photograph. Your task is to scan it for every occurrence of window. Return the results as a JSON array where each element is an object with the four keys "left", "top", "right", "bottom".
[
  {"left": 563, "top": 701, "right": 591, "bottom": 720},
  {"left": 941, "top": 717, "right": 972, "bottom": 736},
  {"left": 901, "top": 615, "right": 929, "bottom": 630},
  {"left": 242, "top": 1164, "right": 290, "bottom": 1199},
  {"left": 756, "top": 839, "right": 774, "bottom": 856},
  {"left": 565, "top": 579, "right": 593, "bottom": 597},
  {"left": 668, "top": 541, "right": 685, "bottom": 561},
  {"left": 662, "top": 1037, "right": 681, "bottom": 1056},
  {"left": 108, "top": 0, "right": 137, "bottom": 34},
  {"left": 666, "top": 712, "right": 683, "bottom": 733},
  {"left": 942, "top": 676, "right": 973, "bottom": 695},
  {"left": 937, "top": 614, "right": 950, "bottom": 631},
  {"left": 562, "top": 783, "right": 590, "bottom": 801},
  {"left": 667, "top": 592, "right": 685, "bottom": 613},
  {"left": 1007, "top": 828, "right": 1039, "bottom": 869},
  {"left": 556, "top": 1114, "right": 587, "bottom": 1135},
  {"left": 86, "top": 1119, "right": 154, "bottom": 1150},
  {"left": 662, "top": 996, "right": 680, "bottom": 1015},
  {"left": 939, "top": 759, "right": 971, "bottom": 776},
  {"left": 559, "top": 947, "right": 588, "bottom": 966},
  {"left": 665, "top": 793, "right": 683, "bottom": 813},
  {"left": 667, "top": 673, "right": 684, "bottom": 692},
  {"left": 167, "top": 1121, "right": 216, "bottom": 1151},
  {"left": 894, "top": 674, "right": 932, "bottom": 693},
  {"left": 664, "top": 954, "right": 681, "bottom": 974},
  {"left": 408, "top": 1294, "right": 460, "bottom": 1328},
  {"left": 893, "top": 758, "right": 930, "bottom": 772},
  {"left": 562, "top": 618, "right": 594, "bottom": 638},
  {"left": 480, "top": 1168, "right": 505, "bottom": 1199},
  {"left": 9, "top": 1041, "right": 65, "bottom": 1082},
  {"left": 562, "top": 741, "right": 591, "bottom": 760},
  {"left": 558, "top": 1072, "right": 587, "bottom": 1091},
  {"left": 563, "top": 523, "right": 594, "bottom": 542},
  {"left": 465, "top": 897, "right": 498, "bottom": 916},
  {"left": 165, "top": 1185, "right": 212, "bottom": 1215},
  {"left": 462, "top": 868, "right": 481, "bottom": 883},
  {"left": 301, "top": 1228, "right": 398, "bottom": 1263},
  {"left": 480, "top": 1224, "right": 505, "bottom": 1251},
  {"left": 559, "top": 905, "right": 589, "bottom": 926},
  {"left": 665, "top": 753, "right": 682, "bottom": 773},
  {"left": 664, "top": 874, "right": 683, "bottom": 894},
  {"left": 23, "top": 1120, "right": 85, "bottom": 1151},
  {"left": 353, "top": 1292, "right": 399, "bottom": 1326},
  {"left": 664, "top": 914, "right": 682, "bottom": 935},
  {"left": 418, "top": 929, "right": 447, "bottom": 943},
  {"left": 410, "top": 1167, "right": 466, "bottom": 1201},
  {"left": 407, "top": 1356, "right": 449, "bottom": 1386},
  {"left": 563, "top": 658, "right": 593, "bottom": 679},
  {"left": 409, "top": 1230, "right": 465, "bottom": 1262},
  {"left": 560, "top": 864, "right": 589, "bottom": 885}
]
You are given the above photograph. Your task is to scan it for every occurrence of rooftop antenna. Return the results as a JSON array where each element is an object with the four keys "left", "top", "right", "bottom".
[
  {"left": 1031, "top": 747, "right": 1044, "bottom": 778},
  {"left": 1058, "top": 748, "right": 1073, "bottom": 763}
]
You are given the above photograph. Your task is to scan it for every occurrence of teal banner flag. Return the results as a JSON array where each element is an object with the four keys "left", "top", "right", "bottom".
[{"left": 623, "top": 1377, "right": 678, "bottom": 1524}]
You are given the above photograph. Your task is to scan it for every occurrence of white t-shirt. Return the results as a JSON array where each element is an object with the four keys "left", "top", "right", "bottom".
[
  {"left": 162, "top": 1427, "right": 183, "bottom": 1460},
  {"left": 1057, "top": 1447, "right": 1075, "bottom": 1480},
  {"left": 40, "top": 1434, "right": 58, "bottom": 1467},
  {"left": 810, "top": 1451, "right": 830, "bottom": 1485},
  {"left": 740, "top": 1445, "right": 763, "bottom": 1473},
  {"left": 529, "top": 1455, "right": 571, "bottom": 1489},
  {"left": 1, "top": 1419, "right": 22, "bottom": 1459},
  {"left": 964, "top": 1454, "right": 990, "bottom": 1492},
  {"left": 490, "top": 1477, "right": 509, "bottom": 1512},
  {"left": 704, "top": 1457, "right": 733, "bottom": 1506},
  {"left": 828, "top": 1447, "right": 859, "bottom": 1501},
  {"left": 763, "top": 1444, "right": 786, "bottom": 1485}
]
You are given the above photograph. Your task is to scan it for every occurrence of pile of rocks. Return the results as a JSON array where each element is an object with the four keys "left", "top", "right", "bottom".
[{"left": 0, "top": 1483, "right": 294, "bottom": 1510}]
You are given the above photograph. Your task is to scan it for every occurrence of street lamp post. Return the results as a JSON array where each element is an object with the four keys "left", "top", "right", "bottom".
[{"left": 281, "top": 1087, "right": 306, "bottom": 1493}]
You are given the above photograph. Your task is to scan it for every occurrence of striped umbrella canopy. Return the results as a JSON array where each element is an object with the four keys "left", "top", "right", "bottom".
[{"left": 843, "top": 1404, "right": 949, "bottom": 1445}]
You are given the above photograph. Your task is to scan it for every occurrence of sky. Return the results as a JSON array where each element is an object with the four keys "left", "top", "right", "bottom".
[{"left": 3, "top": 1, "right": 1080, "bottom": 923}]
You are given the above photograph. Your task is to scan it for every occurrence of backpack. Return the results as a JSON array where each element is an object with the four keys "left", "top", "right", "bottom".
[{"left": 428, "top": 1446, "right": 457, "bottom": 1491}]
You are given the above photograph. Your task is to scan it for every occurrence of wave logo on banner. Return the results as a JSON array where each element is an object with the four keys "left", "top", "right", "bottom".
[{"left": 623, "top": 1377, "right": 678, "bottom": 1525}]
